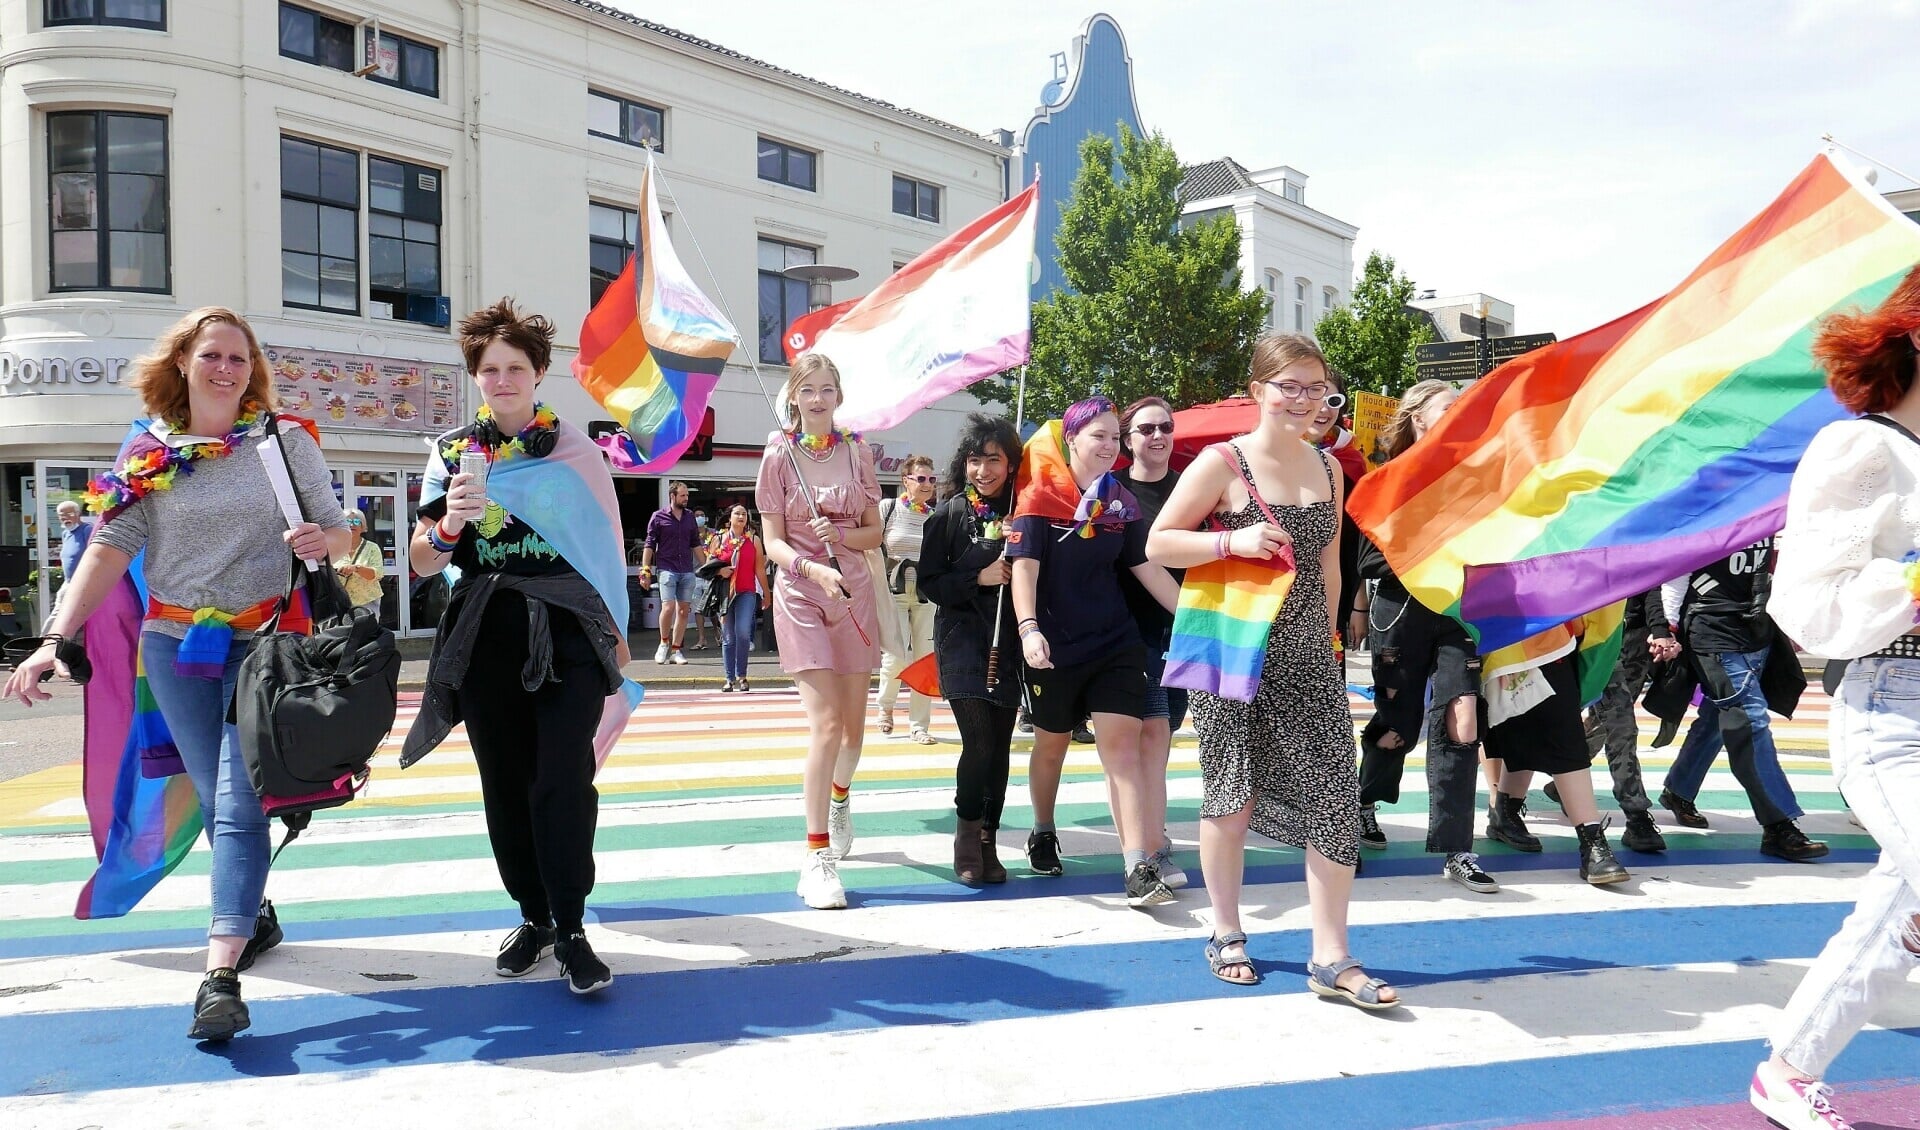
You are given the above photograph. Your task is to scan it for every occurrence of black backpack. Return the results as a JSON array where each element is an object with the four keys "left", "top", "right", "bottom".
[{"left": 234, "top": 416, "right": 400, "bottom": 831}]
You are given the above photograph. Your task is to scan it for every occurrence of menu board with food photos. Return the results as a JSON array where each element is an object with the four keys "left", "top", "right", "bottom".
[{"left": 266, "top": 346, "right": 461, "bottom": 431}]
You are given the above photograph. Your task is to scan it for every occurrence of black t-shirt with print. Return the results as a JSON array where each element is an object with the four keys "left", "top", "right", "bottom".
[
  {"left": 420, "top": 492, "right": 578, "bottom": 581},
  {"left": 1681, "top": 536, "right": 1774, "bottom": 655},
  {"left": 1006, "top": 514, "right": 1149, "bottom": 668}
]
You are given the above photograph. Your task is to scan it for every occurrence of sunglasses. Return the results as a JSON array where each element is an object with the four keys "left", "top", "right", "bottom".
[
  {"left": 1132, "top": 422, "right": 1175, "bottom": 437},
  {"left": 904, "top": 474, "right": 938, "bottom": 484}
]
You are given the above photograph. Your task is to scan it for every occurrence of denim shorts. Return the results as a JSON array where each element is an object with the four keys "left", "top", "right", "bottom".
[{"left": 657, "top": 569, "right": 695, "bottom": 604}]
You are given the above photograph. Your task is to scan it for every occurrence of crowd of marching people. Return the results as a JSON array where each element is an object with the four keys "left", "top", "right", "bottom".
[{"left": 6, "top": 268, "right": 1919, "bottom": 1130}]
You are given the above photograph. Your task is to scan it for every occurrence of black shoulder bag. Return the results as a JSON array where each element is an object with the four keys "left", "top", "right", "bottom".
[{"left": 234, "top": 416, "right": 400, "bottom": 842}]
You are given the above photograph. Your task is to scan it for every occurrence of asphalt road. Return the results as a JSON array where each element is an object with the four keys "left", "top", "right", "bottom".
[{"left": 0, "top": 678, "right": 84, "bottom": 782}]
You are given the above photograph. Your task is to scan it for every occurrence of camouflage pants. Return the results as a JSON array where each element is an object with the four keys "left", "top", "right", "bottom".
[{"left": 1583, "top": 631, "right": 1654, "bottom": 816}]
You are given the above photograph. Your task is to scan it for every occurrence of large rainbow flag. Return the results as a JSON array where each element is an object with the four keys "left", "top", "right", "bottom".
[
  {"left": 574, "top": 153, "right": 736, "bottom": 473},
  {"left": 787, "top": 183, "right": 1038, "bottom": 433},
  {"left": 1349, "top": 154, "right": 1920, "bottom": 652}
]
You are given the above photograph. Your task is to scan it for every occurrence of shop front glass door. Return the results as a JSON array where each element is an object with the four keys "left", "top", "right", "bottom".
[{"left": 32, "top": 462, "right": 113, "bottom": 631}]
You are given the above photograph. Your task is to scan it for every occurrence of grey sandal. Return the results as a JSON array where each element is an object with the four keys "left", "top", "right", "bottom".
[
  {"left": 1204, "top": 930, "right": 1261, "bottom": 986},
  {"left": 1307, "top": 957, "right": 1399, "bottom": 1010}
]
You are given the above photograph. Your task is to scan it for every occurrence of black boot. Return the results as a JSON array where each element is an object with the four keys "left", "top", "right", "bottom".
[
  {"left": 1622, "top": 811, "right": 1667, "bottom": 853},
  {"left": 187, "top": 968, "right": 250, "bottom": 1042},
  {"left": 1578, "top": 821, "right": 1630, "bottom": 885},
  {"left": 954, "top": 817, "right": 986, "bottom": 887},
  {"left": 236, "top": 899, "right": 282, "bottom": 973},
  {"left": 1760, "top": 819, "right": 1830, "bottom": 862},
  {"left": 1487, "top": 793, "right": 1542, "bottom": 852},
  {"left": 979, "top": 826, "right": 1008, "bottom": 884}
]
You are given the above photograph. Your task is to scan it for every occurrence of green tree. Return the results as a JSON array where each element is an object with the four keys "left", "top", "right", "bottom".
[
  {"left": 983, "top": 126, "right": 1267, "bottom": 421},
  {"left": 1313, "top": 250, "right": 1434, "bottom": 398}
]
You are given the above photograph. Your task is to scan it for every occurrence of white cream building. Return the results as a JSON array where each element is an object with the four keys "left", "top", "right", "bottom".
[
  {"left": 0, "top": 0, "right": 1010, "bottom": 634},
  {"left": 1179, "top": 158, "right": 1358, "bottom": 338}
]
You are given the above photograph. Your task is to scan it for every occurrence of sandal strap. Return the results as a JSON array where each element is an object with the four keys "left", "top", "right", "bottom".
[
  {"left": 1211, "top": 930, "right": 1249, "bottom": 947},
  {"left": 1311, "top": 956, "right": 1362, "bottom": 978}
]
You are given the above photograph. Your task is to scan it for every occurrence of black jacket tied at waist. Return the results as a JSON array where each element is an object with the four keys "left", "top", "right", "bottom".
[{"left": 401, "top": 571, "right": 622, "bottom": 768}]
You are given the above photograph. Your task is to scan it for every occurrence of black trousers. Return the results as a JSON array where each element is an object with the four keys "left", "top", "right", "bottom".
[
  {"left": 458, "top": 593, "right": 603, "bottom": 932},
  {"left": 1356, "top": 591, "right": 1483, "bottom": 854},
  {"left": 951, "top": 696, "right": 1016, "bottom": 828}
]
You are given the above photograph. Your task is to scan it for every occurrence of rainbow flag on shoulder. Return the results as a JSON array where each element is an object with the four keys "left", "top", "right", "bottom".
[
  {"left": 1349, "top": 154, "right": 1920, "bottom": 652},
  {"left": 575, "top": 153, "right": 736, "bottom": 472}
]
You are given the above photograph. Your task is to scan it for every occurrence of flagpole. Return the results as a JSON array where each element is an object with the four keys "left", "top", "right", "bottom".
[
  {"left": 643, "top": 153, "right": 856, "bottom": 600},
  {"left": 985, "top": 364, "right": 1027, "bottom": 690}
]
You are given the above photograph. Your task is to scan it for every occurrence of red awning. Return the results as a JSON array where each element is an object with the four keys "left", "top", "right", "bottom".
[{"left": 1168, "top": 397, "right": 1260, "bottom": 470}]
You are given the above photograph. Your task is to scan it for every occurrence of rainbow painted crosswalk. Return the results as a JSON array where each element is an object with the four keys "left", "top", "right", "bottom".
[{"left": 0, "top": 686, "right": 1913, "bottom": 1129}]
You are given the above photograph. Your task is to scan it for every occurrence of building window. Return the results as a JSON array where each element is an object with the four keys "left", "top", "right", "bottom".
[
  {"left": 277, "top": 3, "right": 354, "bottom": 70},
  {"left": 590, "top": 202, "right": 638, "bottom": 305},
  {"left": 49, "top": 111, "right": 169, "bottom": 293},
  {"left": 278, "top": 4, "right": 438, "bottom": 98},
  {"left": 891, "top": 175, "right": 940, "bottom": 222},
  {"left": 1294, "top": 279, "right": 1308, "bottom": 331},
  {"left": 280, "top": 136, "right": 359, "bottom": 313},
  {"left": 1263, "top": 270, "right": 1279, "bottom": 329},
  {"left": 1282, "top": 181, "right": 1303, "bottom": 204},
  {"left": 758, "top": 238, "right": 815, "bottom": 362},
  {"left": 1322, "top": 286, "right": 1336, "bottom": 313},
  {"left": 369, "top": 157, "right": 443, "bottom": 324},
  {"left": 757, "top": 138, "right": 816, "bottom": 191},
  {"left": 45, "top": 0, "right": 164, "bottom": 29},
  {"left": 588, "top": 91, "right": 664, "bottom": 151}
]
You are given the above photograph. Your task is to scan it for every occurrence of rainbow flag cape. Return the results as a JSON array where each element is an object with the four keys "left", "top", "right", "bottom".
[
  {"left": 417, "top": 420, "right": 644, "bottom": 767},
  {"left": 1349, "top": 154, "right": 1920, "bottom": 652},
  {"left": 575, "top": 153, "right": 736, "bottom": 473},
  {"left": 1012, "top": 419, "right": 1138, "bottom": 535},
  {"left": 789, "top": 183, "right": 1038, "bottom": 433}
]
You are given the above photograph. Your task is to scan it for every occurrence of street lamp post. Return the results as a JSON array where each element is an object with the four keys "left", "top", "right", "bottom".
[{"left": 782, "top": 263, "right": 860, "bottom": 313}]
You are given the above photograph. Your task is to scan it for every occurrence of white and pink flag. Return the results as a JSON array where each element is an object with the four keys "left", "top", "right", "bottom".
[{"left": 783, "top": 182, "right": 1038, "bottom": 432}]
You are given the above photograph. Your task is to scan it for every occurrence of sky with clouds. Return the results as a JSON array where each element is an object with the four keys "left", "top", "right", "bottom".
[{"left": 608, "top": 0, "right": 1917, "bottom": 337}]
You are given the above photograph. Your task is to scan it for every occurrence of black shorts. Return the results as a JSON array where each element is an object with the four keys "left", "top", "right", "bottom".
[
  {"left": 1026, "top": 643, "right": 1148, "bottom": 734},
  {"left": 1482, "top": 654, "right": 1593, "bottom": 775}
]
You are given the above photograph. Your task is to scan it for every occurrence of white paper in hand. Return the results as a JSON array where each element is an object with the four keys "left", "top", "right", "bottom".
[{"left": 257, "top": 434, "right": 318, "bottom": 572}]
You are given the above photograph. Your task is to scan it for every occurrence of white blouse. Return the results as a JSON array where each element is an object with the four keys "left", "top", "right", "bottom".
[{"left": 1769, "top": 416, "right": 1920, "bottom": 659}]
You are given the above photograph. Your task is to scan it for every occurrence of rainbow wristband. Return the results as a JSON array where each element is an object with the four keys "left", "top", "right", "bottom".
[{"left": 426, "top": 521, "right": 458, "bottom": 553}]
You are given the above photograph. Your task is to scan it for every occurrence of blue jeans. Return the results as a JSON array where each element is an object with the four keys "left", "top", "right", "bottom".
[
  {"left": 722, "top": 591, "right": 760, "bottom": 681},
  {"left": 1664, "top": 645, "right": 1800, "bottom": 824},
  {"left": 140, "top": 631, "right": 270, "bottom": 939}
]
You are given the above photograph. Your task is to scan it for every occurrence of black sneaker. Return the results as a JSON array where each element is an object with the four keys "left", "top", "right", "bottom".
[
  {"left": 1660, "top": 787, "right": 1709, "bottom": 829},
  {"left": 187, "top": 968, "right": 250, "bottom": 1042},
  {"left": 1542, "top": 780, "right": 1562, "bottom": 808},
  {"left": 1026, "top": 830, "right": 1065, "bottom": 876},
  {"left": 1017, "top": 710, "right": 1033, "bottom": 734},
  {"left": 1442, "top": 852, "right": 1499, "bottom": 893},
  {"left": 1124, "top": 861, "right": 1175, "bottom": 909},
  {"left": 1358, "top": 805, "right": 1388, "bottom": 851},
  {"left": 1071, "top": 726, "right": 1096, "bottom": 744},
  {"left": 495, "top": 920, "right": 557, "bottom": 978},
  {"left": 1622, "top": 811, "right": 1668, "bottom": 853},
  {"left": 555, "top": 930, "right": 613, "bottom": 995},
  {"left": 1760, "top": 819, "right": 1830, "bottom": 862},
  {"left": 235, "top": 899, "right": 283, "bottom": 973}
]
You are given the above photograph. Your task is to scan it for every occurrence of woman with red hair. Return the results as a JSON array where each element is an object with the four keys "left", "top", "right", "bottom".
[{"left": 1752, "top": 263, "right": 1920, "bottom": 1129}]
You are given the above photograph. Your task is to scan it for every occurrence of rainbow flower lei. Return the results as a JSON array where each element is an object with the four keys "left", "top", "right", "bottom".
[
  {"left": 441, "top": 402, "right": 558, "bottom": 468},
  {"left": 1903, "top": 550, "right": 1920, "bottom": 621},
  {"left": 786, "top": 427, "right": 861, "bottom": 456},
  {"left": 901, "top": 496, "right": 935, "bottom": 516},
  {"left": 964, "top": 484, "right": 1004, "bottom": 541},
  {"left": 82, "top": 406, "right": 268, "bottom": 516}
]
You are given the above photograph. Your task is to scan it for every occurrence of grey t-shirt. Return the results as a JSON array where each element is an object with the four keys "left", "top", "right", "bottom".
[{"left": 93, "top": 422, "right": 347, "bottom": 639}]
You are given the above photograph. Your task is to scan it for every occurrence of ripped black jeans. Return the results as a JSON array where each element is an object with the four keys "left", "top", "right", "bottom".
[{"left": 1357, "top": 590, "right": 1484, "bottom": 855}]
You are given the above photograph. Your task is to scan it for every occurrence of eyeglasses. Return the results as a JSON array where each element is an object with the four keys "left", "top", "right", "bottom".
[
  {"left": 905, "top": 474, "right": 937, "bottom": 484},
  {"left": 347, "top": 516, "right": 364, "bottom": 526},
  {"left": 1261, "top": 380, "right": 1346, "bottom": 409},
  {"left": 1131, "top": 422, "right": 1175, "bottom": 437}
]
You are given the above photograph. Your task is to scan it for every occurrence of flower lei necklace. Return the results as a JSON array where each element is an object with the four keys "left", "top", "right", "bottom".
[
  {"left": 441, "top": 402, "right": 558, "bottom": 468},
  {"left": 787, "top": 427, "right": 860, "bottom": 462},
  {"left": 82, "top": 405, "right": 269, "bottom": 516},
  {"left": 901, "top": 496, "right": 935, "bottom": 516},
  {"left": 965, "top": 483, "right": 1005, "bottom": 541}
]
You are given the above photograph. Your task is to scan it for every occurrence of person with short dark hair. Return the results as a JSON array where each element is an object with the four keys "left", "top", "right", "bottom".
[{"left": 639, "top": 480, "right": 704, "bottom": 664}]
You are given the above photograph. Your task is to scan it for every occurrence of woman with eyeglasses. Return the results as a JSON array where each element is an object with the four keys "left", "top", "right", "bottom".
[
  {"left": 876, "top": 455, "right": 940, "bottom": 744},
  {"left": 1118, "top": 396, "right": 1189, "bottom": 889},
  {"left": 333, "top": 507, "right": 385, "bottom": 613},
  {"left": 918, "top": 413, "right": 1024, "bottom": 884},
  {"left": 1353, "top": 381, "right": 1502, "bottom": 893},
  {"left": 1147, "top": 334, "right": 1393, "bottom": 1005}
]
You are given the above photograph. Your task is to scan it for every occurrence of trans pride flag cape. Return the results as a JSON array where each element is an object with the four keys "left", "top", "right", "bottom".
[
  {"left": 1349, "top": 154, "right": 1920, "bottom": 652},
  {"left": 575, "top": 153, "right": 736, "bottom": 473},
  {"left": 419, "top": 420, "right": 645, "bottom": 766},
  {"left": 1012, "top": 419, "right": 1138, "bottom": 535},
  {"left": 787, "top": 183, "right": 1038, "bottom": 433}
]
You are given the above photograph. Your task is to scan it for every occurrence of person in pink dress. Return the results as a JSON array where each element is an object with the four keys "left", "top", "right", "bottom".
[{"left": 755, "top": 353, "right": 883, "bottom": 910}]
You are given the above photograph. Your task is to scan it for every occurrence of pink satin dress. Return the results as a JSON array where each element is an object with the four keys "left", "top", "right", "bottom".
[{"left": 754, "top": 432, "right": 881, "bottom": 674}]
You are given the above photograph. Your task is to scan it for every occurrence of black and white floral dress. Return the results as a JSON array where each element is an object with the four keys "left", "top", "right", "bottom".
[{"left": 1190, "top": 445, "right": 1361, "bottom": 867}]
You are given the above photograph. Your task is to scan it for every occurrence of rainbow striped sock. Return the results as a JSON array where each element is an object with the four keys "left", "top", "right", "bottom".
[
  {"left": 830, "top": 783, "right": 850, "bottom": 804},
  {"left": 806, "top": 832, "right": 830, "bottom": 852}
]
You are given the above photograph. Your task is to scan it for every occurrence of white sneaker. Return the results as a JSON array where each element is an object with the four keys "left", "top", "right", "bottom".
[
  {"left": 797, "top": 849, "right": 847, "bottom": 909},
  {"left": 654, "top": 644, "right": 669, "bottom": 664},
  {"left": 669, "top": 650, "right": 687, "bottom": 665},
  {"left": 1153, "top": 845, "right": 1189, "bottom": 890},
  {"left": 828, "top": 798, "right": 853, "bottom": 860},
  {"left": 1749, "top": 1063, "right": 1855, "bottom": 1129}
]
